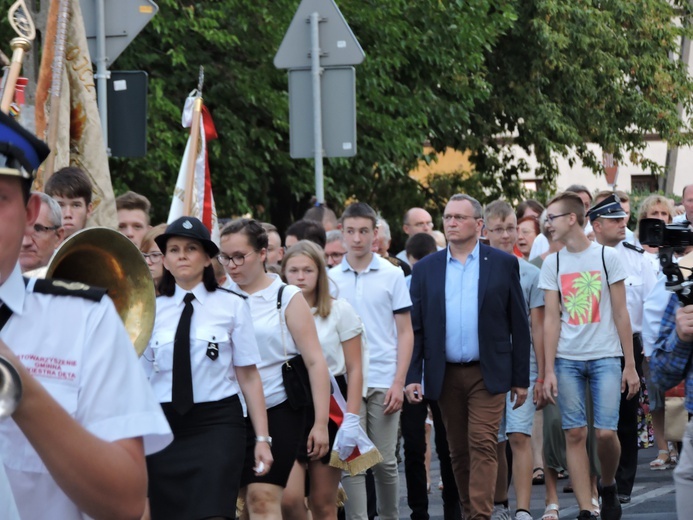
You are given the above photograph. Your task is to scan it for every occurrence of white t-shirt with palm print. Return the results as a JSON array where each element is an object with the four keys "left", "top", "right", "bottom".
[{"left": 538, "top": 241, "right": 627, "bottom": 361}]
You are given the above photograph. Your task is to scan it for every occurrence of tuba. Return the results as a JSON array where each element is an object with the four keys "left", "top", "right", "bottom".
[
  {"left": 0, "top": 356, "right": 21, "bottom": 418},
  {"left": 46, "top": 227, "right": 156, "bottom": 356}
]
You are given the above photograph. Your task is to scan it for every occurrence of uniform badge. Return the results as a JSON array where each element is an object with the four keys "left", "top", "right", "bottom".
[
  {"left": 183, "top": 220, "right": 193, "bottom": 229},
  {"left": 206, "top": 342, "right": 219, "bottom": 360}
]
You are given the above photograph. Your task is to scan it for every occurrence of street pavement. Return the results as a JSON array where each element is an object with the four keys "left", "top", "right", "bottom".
[{"left": 396, "top": 445, "right": 678, "bottom": 519}]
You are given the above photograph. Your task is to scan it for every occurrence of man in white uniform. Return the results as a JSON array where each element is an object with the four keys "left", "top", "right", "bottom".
[{"left": 0, "top": 111, "right": 172, "bottom": 519}]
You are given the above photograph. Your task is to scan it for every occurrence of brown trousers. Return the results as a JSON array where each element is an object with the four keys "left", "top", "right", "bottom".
[{"left": 438, "top": 364, "right": 506, "bottom": 520}]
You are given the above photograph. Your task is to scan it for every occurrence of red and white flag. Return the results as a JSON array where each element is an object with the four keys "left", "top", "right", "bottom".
[
  {"left": 329, "top": 374, "right": 382, "bottom": 476},
  {"left": 168, "top": 92, "right": 220, "bottom": 243}
]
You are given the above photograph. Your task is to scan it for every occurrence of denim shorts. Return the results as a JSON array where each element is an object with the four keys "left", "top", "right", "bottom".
[
  {"left": 498, "top": 371, "right": 538, "bottom": 442},
  {"left": 555, "top": 357, "right": 622, "bottom": 431}
]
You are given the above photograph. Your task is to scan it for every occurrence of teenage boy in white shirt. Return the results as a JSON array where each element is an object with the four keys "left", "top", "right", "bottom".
[
  {"left": 329, "top": 202, "right": 414, "bottom": 520},
  {"left": 539, "top": 191, "right": 640, "bottom": 520}
]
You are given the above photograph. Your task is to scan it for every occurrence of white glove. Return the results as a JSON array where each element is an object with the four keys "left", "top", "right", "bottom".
[{"left": 335, "top": 413, "right": 360, "bottom": 460}]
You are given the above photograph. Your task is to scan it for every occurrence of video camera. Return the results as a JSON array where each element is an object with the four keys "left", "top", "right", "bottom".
[{"left": 639, "top": 218, "right": 693, "bottom": 305}]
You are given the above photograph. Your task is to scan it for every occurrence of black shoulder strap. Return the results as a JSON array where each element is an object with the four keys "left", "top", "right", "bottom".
[
  {"left": 602, "top": 245, "right": 610, "bottom": 288},
  {"left": 217, "top": 286, "right": 247, "bottom": 299},
  {"left": 277, "top": 284, "right": 286, "bottom": 311},
  {"left": 32, "top": 278, "right": 107, "bottom": 302},
  {"left": 556, "top": 251, "right": 561, "bottom": 304},
  {"left": 623, "top": 241, "right": 645, "bottom": 254}
]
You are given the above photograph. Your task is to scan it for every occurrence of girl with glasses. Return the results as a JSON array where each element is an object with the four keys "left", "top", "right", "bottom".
[
  {"left": 139, "top": 223, "right": 167, "bottom": 293},
  {"left": 220, "top": 219, "right": 331, "bottom": 520}
]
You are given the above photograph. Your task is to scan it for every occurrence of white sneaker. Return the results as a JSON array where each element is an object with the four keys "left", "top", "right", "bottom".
[
  {"left": 515, "top": 511, "right": 534, "bottom": 520},
  {"left": 491, "top": 505, "right": 512, "bottom": 520}
]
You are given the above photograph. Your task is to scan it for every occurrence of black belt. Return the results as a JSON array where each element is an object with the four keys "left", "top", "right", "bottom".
[{"left": 446, "top": 360, "right": 480, "bottom": 367}]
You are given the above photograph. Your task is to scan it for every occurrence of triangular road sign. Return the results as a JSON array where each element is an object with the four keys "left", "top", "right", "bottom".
[{"left": 274, "top": 0, "right": 365, "bottom": 69}]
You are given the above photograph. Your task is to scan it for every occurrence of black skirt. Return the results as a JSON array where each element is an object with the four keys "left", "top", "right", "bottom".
[
  {"left": 297, "top": 374, "right": 348, "bottom": 465},
  {"left": 241, "top": 399, "right": 307, "bottom": 488},
  {"left": 147, "top": 395, "right": 245, "bottom": 520}
]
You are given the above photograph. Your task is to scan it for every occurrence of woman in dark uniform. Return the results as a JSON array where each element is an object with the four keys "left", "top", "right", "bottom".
[{"left": 142, "top": 217, "right": 272, "bottom": 520}]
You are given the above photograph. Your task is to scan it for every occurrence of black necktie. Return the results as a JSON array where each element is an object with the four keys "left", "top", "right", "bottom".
[{"left": 172, "top": 292, "right": 195, "bottom": 415}]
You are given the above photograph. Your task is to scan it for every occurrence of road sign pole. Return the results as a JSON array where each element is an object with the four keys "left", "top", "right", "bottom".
[
  {"left": 310, "top": 12, "right": 325, "bottom": 204},
  {"left": 94, "top": 0, "right": 110, "bottom": 154}
]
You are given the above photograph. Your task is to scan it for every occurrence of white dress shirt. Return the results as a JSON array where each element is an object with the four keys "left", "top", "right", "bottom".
[
  {"left": 0, "top": 264, "right": 172, "bottom": 520},
  {"left": 615, "top": 242, "right": 657, "bottom": 333},
  {"left": 143, "top": 282, "right": 262, "bottom": 404}
]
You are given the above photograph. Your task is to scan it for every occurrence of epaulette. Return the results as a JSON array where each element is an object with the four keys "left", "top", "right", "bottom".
[
  {"left": 623, "top": 242, "right": 645, "bottom": 254},
  {"left": 217, "top": 286, "right": 247, "bottom": 299},
  {"left": 386, "top": 255, "right": 412, "bottom": 276},
  {"left": 30, "top": 278, "right": 107, "bottom": 302},
  {"left": 385, "top": 256, "right": 400, "bottom": 268}
]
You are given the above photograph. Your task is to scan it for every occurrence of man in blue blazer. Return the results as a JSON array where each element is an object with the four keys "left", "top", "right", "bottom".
[{"left": 405, "top": 194, "right": 531, "bottom": 520}]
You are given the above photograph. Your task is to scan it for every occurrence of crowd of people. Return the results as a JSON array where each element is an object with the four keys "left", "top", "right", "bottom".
[{"left": 2, "top": 111, "right": 693, "bottom": 520}]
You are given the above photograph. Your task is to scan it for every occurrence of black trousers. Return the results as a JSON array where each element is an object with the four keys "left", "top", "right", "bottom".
[
  {"left": 401, "top": 398, "right": 462, "bottom": 520},
  {"left": 615, "top": 333, "right": 645, "bottom": 496}
]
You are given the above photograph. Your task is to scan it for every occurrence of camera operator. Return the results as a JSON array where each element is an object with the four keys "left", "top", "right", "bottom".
[
  {"left": 647, "top": 218, "right": 693, "bottom": 519},
  {"left": 650, "top": 289, "right": 693, "bottom": 518}
]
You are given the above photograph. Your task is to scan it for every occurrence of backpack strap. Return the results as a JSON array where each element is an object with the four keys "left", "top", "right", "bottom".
[
  {"left": 556, "top": 251, "right": 561, "bottom": 304},
  {"left": 277, "top": 284, "right": 286, "bottom": 310},
  {"left": 602, "top": 245, "right": 610, "bottom": 289}
]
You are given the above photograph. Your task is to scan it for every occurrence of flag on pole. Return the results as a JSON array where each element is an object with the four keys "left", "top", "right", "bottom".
[
  {"left": 168, "top": 92, "right": 220, "bottom": 244},
  {"left": 34, "top": 0, "right": 117, "bottom": 228}
]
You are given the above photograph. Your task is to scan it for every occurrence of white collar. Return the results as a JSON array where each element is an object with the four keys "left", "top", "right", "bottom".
[
  {"left": 173, "top": 282, "right": 208, "bottom": 306},
  {"left": 0, "top": 263, "right": 27, "bottom": 316}
]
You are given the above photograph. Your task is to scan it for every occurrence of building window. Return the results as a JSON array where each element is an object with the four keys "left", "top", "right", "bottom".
[{"left": 631, "top": 174, "right": 658, "bottom": 192}]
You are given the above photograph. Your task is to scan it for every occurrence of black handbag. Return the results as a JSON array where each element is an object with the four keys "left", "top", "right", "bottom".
[{"left": 277, "top": 285, "right": 313, "bottom": 409}]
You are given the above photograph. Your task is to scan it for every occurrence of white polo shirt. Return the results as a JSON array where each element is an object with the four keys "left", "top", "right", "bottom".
[
  {"left": 329, "top": 254, "right": 412, "bottom": 388},
  {"left": 142, "top": 282, "right": 262, "bottom": 404},
  {"left": 228, "top": 274, "right": 302, "bottom": 408},
  {"left": 0, "top": 264, "right": 172, "bottom": 520}
]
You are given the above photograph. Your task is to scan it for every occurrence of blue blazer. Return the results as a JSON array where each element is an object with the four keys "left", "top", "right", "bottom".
[{"left": 406, "top": 243, "right": 531, "bottom": 400}]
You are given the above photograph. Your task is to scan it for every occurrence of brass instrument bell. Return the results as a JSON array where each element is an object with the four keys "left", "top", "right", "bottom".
[{"left": 46, "top": 227, "right": 156, "bottom": 356}]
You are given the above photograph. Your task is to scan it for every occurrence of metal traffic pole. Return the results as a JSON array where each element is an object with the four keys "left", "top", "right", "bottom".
[
  {"left": 310, "top": 11, "right": 324, "bottom": 204},
  {"left": 95, "top": 0, "right": 110, "bottom": 154}
]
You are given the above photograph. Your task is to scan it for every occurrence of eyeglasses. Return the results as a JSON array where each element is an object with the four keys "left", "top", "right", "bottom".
[
  {"left": 443, "top": 214, "right": 480, "bottom": 223},
  {"left": 517, "top": 226, "right": 537, "bottom": 237},
  {"left": 546, "top": 213, "right": 571, "bottom": 224},
  {"left": 217, "top": 251, "right": 255, "bottom": 267},
  {"left": 142, "top": 252, "right": 163, "bottom": 263},
  {"left": 487, "top": 226, "right": 517, "bottom": 235},
  {"left": 325, "top": 252, "right": 345, "bottom": 261},
  {"left": 33, "top": 223, "right": 60, "bottom": 235}
]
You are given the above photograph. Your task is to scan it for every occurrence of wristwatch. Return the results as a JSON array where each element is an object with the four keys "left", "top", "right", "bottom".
[{"left": 255, "top": 435, "right": 272, "bottom": 447}]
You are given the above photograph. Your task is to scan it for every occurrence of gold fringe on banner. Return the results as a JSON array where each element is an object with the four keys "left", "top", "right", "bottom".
[{"left": 329, "top": 448, "right": 383, "bottom": 477}]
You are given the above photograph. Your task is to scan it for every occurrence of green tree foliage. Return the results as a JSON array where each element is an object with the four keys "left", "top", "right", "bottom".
[
  {"left": 105, "top": 0, "right": 518, "bottom": 228},
  {"left": 453, "top": 0, "right": 693, "bottom": 187},
  {"left": 2, "top": 0, "right": 692, "bottom": 238}
]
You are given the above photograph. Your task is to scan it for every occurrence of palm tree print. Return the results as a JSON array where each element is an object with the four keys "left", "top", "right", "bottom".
[{"left": 561, "top": 271, "right": 602, "bottom": 325}]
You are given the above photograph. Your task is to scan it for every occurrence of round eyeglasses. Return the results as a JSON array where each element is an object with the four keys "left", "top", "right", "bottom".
[{"left": 217, "top": 251, "right": 255, "bottom": 267}]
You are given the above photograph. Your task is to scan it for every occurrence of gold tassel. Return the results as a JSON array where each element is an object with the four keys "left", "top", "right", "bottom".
[
  {"left": 336, "top": 485, "right": 348, "bottom": 508},
  {"left": 329, "top": 448, "right": 383, "bottom": 476}
]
